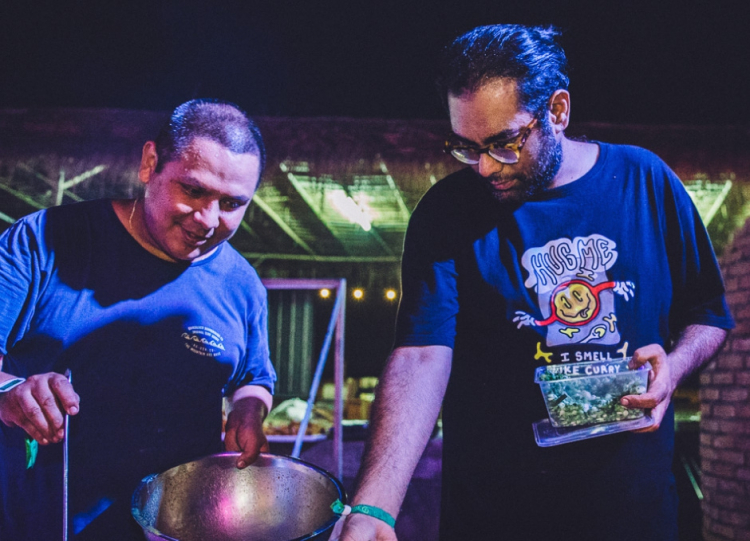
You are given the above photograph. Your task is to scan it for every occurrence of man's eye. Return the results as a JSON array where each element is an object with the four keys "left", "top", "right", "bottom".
[
  {"left": 221, "top": 200, "right": 243, "bottom": 211},
  {"left": 490, "top": 140, "right": 512, "bottom": 150},
  {"left": 489, "top": 133, "right": 523, "bottom": 149},
  {"left": 182, "top": 186, "right": 203, "bottom": 198}
]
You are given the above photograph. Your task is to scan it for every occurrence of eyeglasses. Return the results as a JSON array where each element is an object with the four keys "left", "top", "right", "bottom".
[{"left": 444, "top": 117, "right": 539, "bottom": 165}]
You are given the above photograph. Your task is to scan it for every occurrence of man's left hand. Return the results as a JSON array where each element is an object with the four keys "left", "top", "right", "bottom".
[
  {"left": 224, "top": 396, "right": 270, "bottom": 468},
  {"left": 620, "top": 344, "right": 674, "bottom": 433}
]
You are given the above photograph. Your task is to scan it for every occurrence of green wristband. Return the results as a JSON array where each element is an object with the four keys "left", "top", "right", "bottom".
[
  {"left": 331, "top": 499, "right": 396, "bottom": 529},
  {"left": 351, "top": 504, "right": 396, "bottom": 528}
]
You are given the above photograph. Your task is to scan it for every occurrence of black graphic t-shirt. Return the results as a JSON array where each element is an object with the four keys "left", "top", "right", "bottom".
[{"left": 395, "top": 143, "right": 734, "bottom": 540}]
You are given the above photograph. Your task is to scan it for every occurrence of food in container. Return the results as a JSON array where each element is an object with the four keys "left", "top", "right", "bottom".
[{"left": 534, "top": 357, "right": 650, "bottom": 428}]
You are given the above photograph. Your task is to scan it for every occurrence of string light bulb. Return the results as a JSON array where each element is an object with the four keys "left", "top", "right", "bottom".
[
  {"left": 319, "top": 288, "right": 331, "bottom": 299},
  {"left": 353, "top": 288, "right": 364, "bottom": 300}
]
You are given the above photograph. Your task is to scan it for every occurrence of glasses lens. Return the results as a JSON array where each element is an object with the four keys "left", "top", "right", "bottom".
[
  {"left": 450, "top": 148, "right": 479, "bottom": 164},
  {"left": 488, "top": 147, "right": 519, "bottom": 164}
]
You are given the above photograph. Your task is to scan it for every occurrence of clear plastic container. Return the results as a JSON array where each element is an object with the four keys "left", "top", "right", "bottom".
[
  {"left": 532, "top": 415, "right": 654, "bottom": 447},
  {"left": 534, "top": 357, "right": 650, "bottom": 429}
]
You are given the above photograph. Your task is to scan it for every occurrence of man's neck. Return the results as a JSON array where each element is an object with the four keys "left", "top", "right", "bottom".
[
  {"left": 550, "top": 137, "right": 600, "bottom": 189},
  {"left": 111, "top": 199, "right": 183, "bottom": 263}
]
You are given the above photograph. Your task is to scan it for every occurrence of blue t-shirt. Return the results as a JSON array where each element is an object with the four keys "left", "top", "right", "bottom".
[
  {"left": 395, "top": 143, "right": 734, "bottom": 540},
  {"left": 0, "top": 199, "right": 275, "bottom": 540}
]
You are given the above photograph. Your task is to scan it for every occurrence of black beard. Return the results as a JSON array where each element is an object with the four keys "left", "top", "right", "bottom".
[{"left": 481, "top": 121, "right": 563, "bottom": 206}]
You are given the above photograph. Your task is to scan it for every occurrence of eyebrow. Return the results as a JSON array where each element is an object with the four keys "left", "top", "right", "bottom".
[
  {"left": 176, "top": 177, "right": 252, "bottom": 204},
  {"left": 450, "top": 127, "right": 522, "bottom": 147},
  {"left": 229, "top": 195, "right": 252, "bottom": 205}
]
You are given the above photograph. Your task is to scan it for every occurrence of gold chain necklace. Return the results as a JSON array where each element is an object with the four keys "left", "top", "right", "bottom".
[{"left": 128, "top": 198, "right": 138, "bottom": 231}]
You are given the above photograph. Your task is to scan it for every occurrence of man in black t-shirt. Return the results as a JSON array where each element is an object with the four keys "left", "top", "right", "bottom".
[{"left": 337, "top": 25, "right": 733, "bottom": 541}]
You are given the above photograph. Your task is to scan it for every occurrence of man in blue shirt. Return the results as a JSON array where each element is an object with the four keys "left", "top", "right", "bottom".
[
  {"left": 337, "top": 25, "right": 733, "bottom": 541},
  {"left": 0, "top": 99, "right": 276, "bottom": 539}
]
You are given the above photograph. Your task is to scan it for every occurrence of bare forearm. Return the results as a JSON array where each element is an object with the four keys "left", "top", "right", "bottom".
[
  {"left": 352, "top": 345, "right": 451, "bottom": 517},
  {"left": 625, "top": 324, "right": 728, "bottom": 431},
  {"left": 668, "top": 324, "right": 728, "bottom": 386}
]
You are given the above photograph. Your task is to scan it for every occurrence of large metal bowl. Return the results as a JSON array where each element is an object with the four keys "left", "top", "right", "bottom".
[{"left": 131, "top": 453, "right": 345, "bottom": 541}]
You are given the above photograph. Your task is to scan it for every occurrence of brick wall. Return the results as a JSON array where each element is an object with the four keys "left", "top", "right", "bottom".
[{"left": 701, "top": 219, "right": 750, "bottom": 541}]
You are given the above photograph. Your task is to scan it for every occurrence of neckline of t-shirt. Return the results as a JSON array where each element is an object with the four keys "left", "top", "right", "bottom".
[
  {"left": 104, "top": 199, "right": 224, "bottom": 267},
  {"left": 528, "top": 141, "right": 609, "bottom": 201}
]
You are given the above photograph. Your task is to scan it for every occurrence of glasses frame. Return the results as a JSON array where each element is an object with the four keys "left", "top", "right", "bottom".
[{"left": 444, "top": 116, "right": 539, "bottom": 165}]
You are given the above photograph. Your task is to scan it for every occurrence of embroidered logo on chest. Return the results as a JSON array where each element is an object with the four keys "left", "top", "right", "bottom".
[{"left": 181, "top": 326, "right": 226, "bottom": 357}]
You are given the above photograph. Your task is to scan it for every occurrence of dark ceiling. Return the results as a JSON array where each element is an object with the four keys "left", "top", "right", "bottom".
[
  {"left": 1, "top": 1, "right": 749, "bottom": 125},
  {"left": 1, "top": 109, "right": 749, "bottom": 284}
]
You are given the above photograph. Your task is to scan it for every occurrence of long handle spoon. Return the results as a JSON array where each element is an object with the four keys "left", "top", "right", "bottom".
[{"left": 63, "top": 369, "right": 71, "bottom": 541}]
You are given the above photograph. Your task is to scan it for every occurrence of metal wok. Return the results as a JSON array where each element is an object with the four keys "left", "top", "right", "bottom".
[{"left": 131, "top": 453, "right": 345, "bottom": 541}]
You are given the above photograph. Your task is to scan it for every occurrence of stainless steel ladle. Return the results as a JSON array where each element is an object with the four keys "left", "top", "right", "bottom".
[{"left": 63, "top": 369, "right": 71, "bottom": 541}]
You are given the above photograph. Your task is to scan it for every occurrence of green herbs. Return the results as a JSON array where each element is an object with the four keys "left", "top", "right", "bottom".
[{"left": 542, "top": 374, "right": 647, "bottom": 428}]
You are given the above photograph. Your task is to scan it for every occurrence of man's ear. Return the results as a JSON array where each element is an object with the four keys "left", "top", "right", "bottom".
[
  {"left": 548, "top": 89, "right": 571, "bottom": 132},
  {"left": 138, "top": 142, "right": 158, "bottom": 185}
]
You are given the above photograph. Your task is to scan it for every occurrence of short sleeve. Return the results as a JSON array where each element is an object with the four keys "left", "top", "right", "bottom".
[
  {"left": 224, "top": 280, "right": 276, "bottom": 395},
  {"left": 663, "top": 169, "right": 735, "bottom": 332},
  {"left": 394, "top": 182, "right": 462, "bottom": 349},
  {"left": 0, "top": 211, "right": 51, "bottom": 356}
]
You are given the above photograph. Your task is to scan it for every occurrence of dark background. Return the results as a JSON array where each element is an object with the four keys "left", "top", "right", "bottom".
[
  {"left": 2, "top": 0, "right": 747, "bottom": 378},
  {"left": 0, "top": 6, "right": 733, "bottom": 531},
  {"left": 1, "top": 0, "right": 748, "bottom": 124}
]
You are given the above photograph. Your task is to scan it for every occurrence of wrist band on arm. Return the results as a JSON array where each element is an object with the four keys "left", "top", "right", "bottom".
[
  {"left": 0, "top": 378, "right": 25, "bottom": 393},
  {"left": 331, "top": 499, "right": 396, "bottom": 528}
]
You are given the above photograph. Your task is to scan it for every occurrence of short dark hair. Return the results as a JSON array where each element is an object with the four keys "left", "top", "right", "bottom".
[
  {"left": 154, "top": 99, "right": 266, "bottom": 175},
  {"left": 436, "top": 25, "right": 569, "bottom": 115}
]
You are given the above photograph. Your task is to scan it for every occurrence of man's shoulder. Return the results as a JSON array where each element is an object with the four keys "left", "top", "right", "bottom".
[
  {"left": 405, "top": 167, "right": 500, "bottom": 252},
  {"left": 414, "top": 167, "right": 489, "bottom": 216},
  {"left": 591, "top": 142, "right": 679, "bottom": 192},
  {"left": 43, "top": 198, "right": 110, "bottom": 216},
  {"left": 2, "top": 199, "right": 108, "bottom": 242},
  {"left": 589, "top": 143, "right": 690, "bottom": 215},
  {"left": 426, "top": 167, "right": 477, "bottom": 193},
  {"left": 31, "top": 199, "right": 113, "bottom": 232},
  {"left": 213, "top": 243, "right": 264, "bottom": 286},
  {"left": 5, "top": 207, "right": 47, "bottom": 233},
  {"left": 599, "top": 142, "right": 670, "bottom": 169}
]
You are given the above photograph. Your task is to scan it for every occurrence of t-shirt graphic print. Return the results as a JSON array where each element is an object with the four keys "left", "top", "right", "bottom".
[{"left": 513, "top": 234, "right": 635, "bottom": 347}]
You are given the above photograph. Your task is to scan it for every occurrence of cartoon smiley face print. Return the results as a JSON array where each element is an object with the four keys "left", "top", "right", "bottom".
[{"left": 513, "top": 235, "right": 635, "bottom": 347}]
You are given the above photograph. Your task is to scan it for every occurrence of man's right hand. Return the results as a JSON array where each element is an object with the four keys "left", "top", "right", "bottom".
[
  {"left": 0, "top": 372, "right": 79, "bottom": 445},
  {"left": 332, "top": 513, "right": 398, "bottom": 541}
]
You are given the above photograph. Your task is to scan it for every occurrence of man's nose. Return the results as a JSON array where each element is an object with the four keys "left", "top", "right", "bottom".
[
  {"left": 193, "top": 200, "right": 220, "bottom": 230},
  {"left": 477, "top": 152, "right": 503, "bottom": 178}
]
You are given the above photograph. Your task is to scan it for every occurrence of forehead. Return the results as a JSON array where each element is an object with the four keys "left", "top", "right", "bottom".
[
  {"left": 167, "top": 136, "right": 260, "bottom": 192},
  {"left": 448, "top": 79, "right": 527, "bottom": 143}
]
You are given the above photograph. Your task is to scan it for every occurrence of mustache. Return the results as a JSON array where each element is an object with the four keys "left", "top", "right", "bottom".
[
  {"left": 483, "top": 173, "right": 525, "bottom": 185},
  {"left": 184, "top": 227, "right": 214, "bottom": 239}
]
